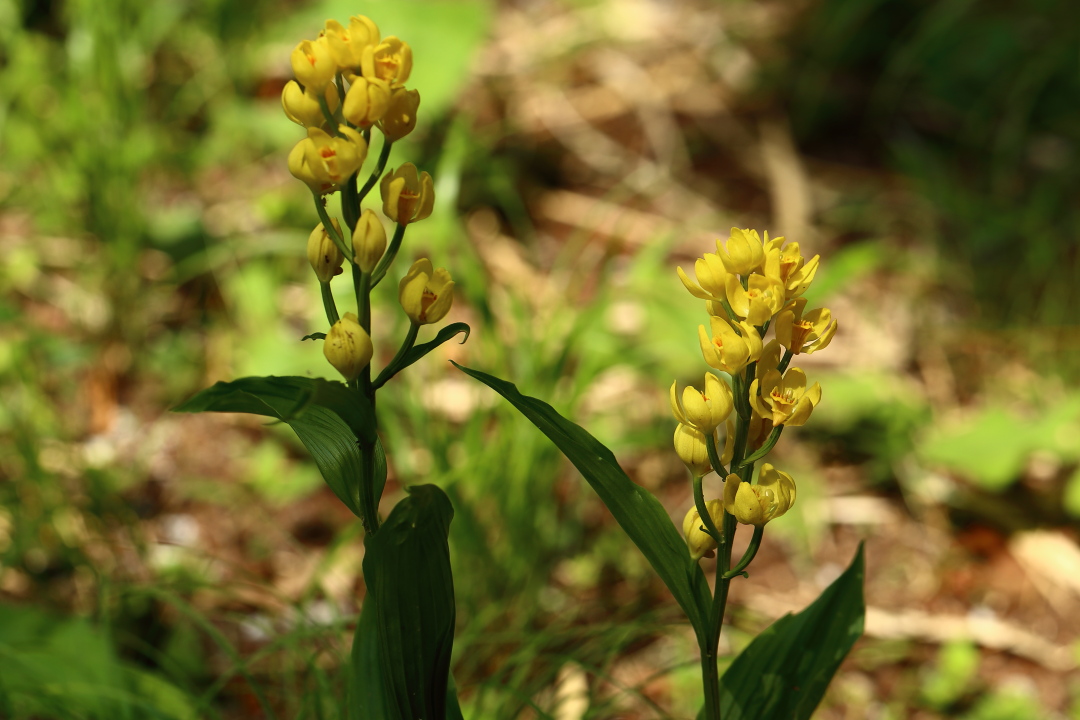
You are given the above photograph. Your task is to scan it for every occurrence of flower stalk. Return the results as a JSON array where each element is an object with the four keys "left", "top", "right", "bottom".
[{"left": 673, "top": 227, "right": 837, "bottom": 718}]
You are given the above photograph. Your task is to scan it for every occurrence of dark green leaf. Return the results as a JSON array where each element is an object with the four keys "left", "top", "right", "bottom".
[
  {"left": 374, "top": 323, "right": 471, "bottom": 390},
  {"left": 349, "top": 595, "right": 392, "bottom": 720},
  {"left": 453, "top": 363, "right": 713, "bottom": 637},
  {"left": 301, "top": 332, "right": 326, "bottom": 341},
  {"left": 359, "top": 485, "right": 457, "bottom": 720},
  {"left": 173, "top": 376, "right": 377, "bottom": 517},
  {"left": 717, "top": 542, "right": 865, "bottom": 720}
]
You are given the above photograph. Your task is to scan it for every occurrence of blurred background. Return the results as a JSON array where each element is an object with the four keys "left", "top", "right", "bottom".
[{"left": 1, "top": 0, "right": 1079, "bottom": 717}]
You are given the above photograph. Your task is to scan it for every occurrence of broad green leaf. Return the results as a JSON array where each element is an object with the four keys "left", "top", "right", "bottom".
[
  {"left": 715, "top": 542, "right": 865, "bottom": 720},
  {"left": 349, "top": 595, "right": 392, "bottom": 720},
  {"left": 360, "top": 485, "right": 456, "bottom": 720},
  {"left": 453, "top": 363, "right": 713, "bottom": 637},
  {"left": 173, "top": 376, "right": 376, "bottom": 517},
  {"left": 374, "top": 322, "right": 470, "bottom": 390},
  {"left": 446, "top": 673, "right": 466, "bottom": 720}
]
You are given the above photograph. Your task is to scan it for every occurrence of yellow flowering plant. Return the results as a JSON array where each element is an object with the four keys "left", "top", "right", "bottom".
[
  {"left": 175, "top": 14, "right": 470, "bottom": 718},
  {"left": 458, "top": 226, "right": 865, "bottom": 720}
]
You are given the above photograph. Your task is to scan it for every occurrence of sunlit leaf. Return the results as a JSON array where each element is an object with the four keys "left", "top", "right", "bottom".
[
  {"left": 453, "top": 363, "right": 714, "bottom": 637},
  {"left": 715, "top": 543, "right": 865, "bottom": 720}
]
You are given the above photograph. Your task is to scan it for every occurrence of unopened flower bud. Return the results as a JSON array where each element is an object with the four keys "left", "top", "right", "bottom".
[
  {"left": 673, "top": 423, "right": 711, "bottom": 477},
  {"left": 343, "top": 77, "right": 391, "bottom": 128},
  {"left": 353, "top": 209, "right": 387, "bottom": 273},
  {"left": 307, "top": 219, "right": 344, "bottom": 282},
  {"left": 290, "top": 37, "right": 336, "bottom": 92},
  {"left": 323, "top": 313, "right": 373, "bottom": 382},
  {"left": 683, "top": 500, "right": 724, "bottom": 561},
  {"left": 282, "top": 80, "right": 339, "bottom": 128}
]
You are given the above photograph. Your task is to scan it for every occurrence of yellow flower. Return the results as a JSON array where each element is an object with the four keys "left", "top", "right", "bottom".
[
  {"left": 289, "top": 125, "right": 368, "bottom": 195},
  {"left": 756, "top": 339, "right": 783, "bottom": 378},
  {"left": 362, "top": 36, "right": 413, "bottom": 86},
  {"left": 342, "top": 77, "right": 391, "bottom": 128},
  {"left": 669, "top": 373, "right": 733, "bottom": 434},
  {"left": 378, "top": 88, "right": 420, "bottom": 141},
  {"left": 775, "top": 298, "right": 837, "bottom": 355},
  {"left": 717, "top": 228, "right": 766, "bottom": 275},
  {"left": 749, "top": 368, "right": 821, "bottom": 427},
  {"left": 323, "top": 313, "right": 373, "bottom": 382},
  {"left": 381, "top": 164, "right": 434, "bottom": 225},
  {"left": 353, "top": 209, "right": 387, "bottom": 273},
  {"left": 673, "top": 423, "right": 712, "bottom": 477},
  {"left": 290, "top": 37, "right": 336, "bottom": 92},
  {"left": 323, "top": 16, "right": 380, "bottom": 70},
  {"left": 725, "top": 273, "right": 786, "bottom": 326},
  {"left": 306, "top": 219, "right": 344, "bottom": 282},
  {"left": 763, "top": 236, "right": 819, "bottom": 299},
  {"left": 723, "top": 464, "right": 796, "bottom": 526},
  {"left": 683, "top": 500, "right": 724, "bottom": 560},
  {"left": 676, "top": 251, "right": 729, "bottom": 303},
  {"left": 281, "top": 80, "right": 339, "bottom": 128},
  {"left": 398, "top": 259, "right": 454, "bottom": 325},
  {"left": 697, "top": 316, "right": 762, "bottom": 374}
]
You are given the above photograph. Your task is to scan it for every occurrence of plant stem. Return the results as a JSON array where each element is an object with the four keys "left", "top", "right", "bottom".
[
  {"left": 372, "top": 321, "right": 419, "bottom": 390},
  {"left": 370, "top": 224, "right": 406, "bottom": 288},
  {"left": 692, "top": 474, "right": 722, "bottom": 545},
  {"left": 358, "top": 137, "right": 394, "bottom": 204},
  {"left": 319, "top": 281, "right": 339, "bottom": 326},
  {"left": 312, "top": 195, "right": 352, "bottom": 261}
]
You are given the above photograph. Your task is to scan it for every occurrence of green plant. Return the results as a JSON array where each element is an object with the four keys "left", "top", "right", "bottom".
[{"left": 460, "top": 229, "right": 866, "bottom": 719}]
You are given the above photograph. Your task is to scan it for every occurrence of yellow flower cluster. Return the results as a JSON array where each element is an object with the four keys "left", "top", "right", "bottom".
[
  {"left": 284, "top": 15, "right": 421, "bottom": 195},
  {"left": 284, "top": 16, "right": 452, "bottom": 384},
  {"left": 674, "top": 228, "right": 837, "bottom": 543}
]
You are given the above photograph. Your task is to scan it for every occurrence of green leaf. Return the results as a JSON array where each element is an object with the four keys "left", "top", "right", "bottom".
[
  {"left": 173, "top": 376, "right": 376, "bottom": 517},
  {"left": 374, "top": 323, "right": 470, "bottom": 390},
  {"left": 301, "top": 332, "right": 326, "bottom": 341},
  {"left": 358, "top": 485, "right": 457, "bottom": 720},
  {"left": 453, "top": 363, "right": 713, "bottom": 637},
  {"left": 716, "top": 543, "right": 865, "bottom": 720}
]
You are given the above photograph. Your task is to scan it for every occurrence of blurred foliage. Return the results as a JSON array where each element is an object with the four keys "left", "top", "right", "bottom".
[
  {"left": 0, "top": 0, "right": 1078, "bottom": 717},
  {"left": 770, "top": 0, "right": 1080, "bottom": 371}
]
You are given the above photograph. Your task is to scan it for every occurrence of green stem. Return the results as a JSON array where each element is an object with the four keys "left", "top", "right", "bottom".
[
  {"left": 704, "top": 431, "right": 728, "bottom": 480},
  {"left": 342, "top": 172, "right": 360, "bottom": 234},
  {"left": 372, "top": 321, "right": 420, "bottom": 391},
  {"left": 777, "top": 348, "right": 794, "bottom": 374},
  {"left": 723, "top": 525, "right": 764, "bottom": 579},
  {"left": 699, "top": 642, "right": 722, "bottom": 720},
  {"left": 319, "top": 282, "right": 339, "bottom": 326},
  {"left": 335, "top": 72, "right": 347, "bottom": 105},
  {"left": 312, "top": 196, "right": 352, "bottom": 261},
  {"left": 358, "top": 437, "right": 380, "bottom": 535},
  {"left": 317, "top": 93, "right": 341, "bottom": 132},
  {"left": 370, "top": 224, "right": 406, "bottom": 288},
  {"left": 738, "top": 425, "right": 783, "bottom": 468},
  {"left": 358, "top": 138, "right": 394, "bottom": 204},
  {"left": 692, "top": 474, "right": 722, "bottom": 545}
]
